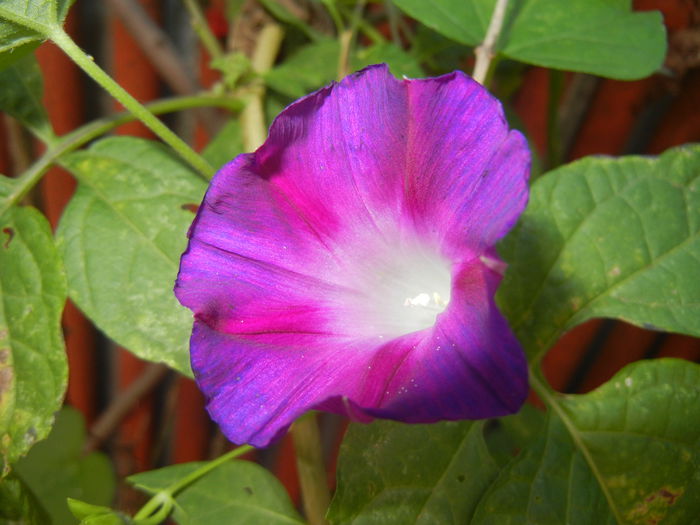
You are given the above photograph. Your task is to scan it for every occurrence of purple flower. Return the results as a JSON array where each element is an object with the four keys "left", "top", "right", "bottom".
[{"left": 175, "top": 65, "right": 530, "bottom": 447}]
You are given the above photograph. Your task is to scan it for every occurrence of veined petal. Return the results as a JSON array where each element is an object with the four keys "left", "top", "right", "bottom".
[
  {"left": 176, "top": 64, "right": 531, "bottom": 448},
  {"left": 190, "top": 259, "right": 525, "bottom": 447}
]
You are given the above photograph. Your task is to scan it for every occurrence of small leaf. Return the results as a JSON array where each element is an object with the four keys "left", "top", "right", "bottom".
[
  {"left": 328, "top": 420, "right": 500, "bottom": 524},
  {"left": 56, "top": 137, "right": 207, "bottom": 375},
  {"left": 264, "top": 40, "right": 424, "bottom": 99},
  {"left": 202, "top": 119, "right": 243, "bottom": 171},
  {"left": 473, "top": 359, "right": 700, "bottom": 524},
  {"left": 0, "top": 0, "right": 75, "bottom": 70},
  {"left": 393, "top": 0, "right": 666, "bottom": 79},
  {"left": 0, "top": 53, "right": 54, "bottom": 141},
  {"left": 129, "top": 461, "right": 304, "bottom": 525},
  {"left": 499, "top": 145, "right": 700, "bottom": 362},
  {"left": 13, "top": 407, "right": 115, "bottom": 525},
  {"left": 0, "top": 206, "right": 66, "bottom": 474},
  {"left": 0, "top": 472, "right": 51, "bottom": 524}
]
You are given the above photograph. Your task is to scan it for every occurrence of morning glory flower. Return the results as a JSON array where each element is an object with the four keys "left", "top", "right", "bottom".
[{"left": 175, "top": 64, "right": 530, "bottom": 447}]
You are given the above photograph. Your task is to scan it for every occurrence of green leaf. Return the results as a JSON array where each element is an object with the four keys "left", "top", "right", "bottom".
[
  {"left": 0, "top": 53, "right": 54, "bottom": 141},
  {"left": 0, "top": 472, "right": 50, "bottom": 524},
  {"left": 328, "top": 420, "right": 500, "bottom": 524},
  {"left": 351, "top": 42, "right": 425, "bottom": 78},
  {"left": 393, "top": 0, "right": 666, "bottom": 79},
  {"left": 202, "top": 119, "right": 243, "bottom": 171},
  {"left": 0, "top": 0, "right": 75, "bottom": 70},
  {"left": 499, "top": 145, "right": 700, "bottom": 362},
  {"left": 13, "top": 407, "right": 115, "bottom": 525},
  {"left": 56, "top": 137, "right": 207, "bottom": 375},
  {"left": 129, "top": 461, "right": 304, "bottom": 525},
  {"left": 473, "top": 359, "right": 700, "bottom": 524},
  {"left": 0, "top": 206, "right": 66, "bottom": 475},
  {"left": 264, "top": 40, "right": 424, "bottom": 99}
]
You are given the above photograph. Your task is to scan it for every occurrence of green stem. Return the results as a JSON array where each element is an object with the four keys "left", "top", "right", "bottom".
[
  {"left": 46, "top": 25, "right": 215, "bottom": 179},
  {"left": 182, "top": 0, "right": 224, "bottom": 60},
  {"left": 529, "top": 368, "right": 623, "bottom": 524},
  {"left": 321, "top": 0, "right": 345, "bottom": 36},
  {"left": 292, "top": 414, "right": 330, "bottom": 525},
  {"left": 0, "top": 95, "right": 239, "bottom": 218},
  {"left": 133, "top": 445, "right": 254, "bottom": 523},
  {"left": 241, "top": 23, "right": 284, "bottom": 152}
]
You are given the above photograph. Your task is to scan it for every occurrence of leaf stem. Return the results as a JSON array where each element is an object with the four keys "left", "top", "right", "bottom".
[
  {"left": 472, "top": 0, "right": 509, "bottom": 85},
  {"left": 0, "top": 95, "right": 239, "bottom": 218},
  {"left": 182, "top": 0, "right": 225, "bottom": 60},
  {"left": 46, "top": 26, "right": 215, "bottom": 179},
  {"left": 292, "top": 414, "right": 330, "bottom": 525},
  {"left": 133, "top": 444, "right": 254, "bottom": 523},
  {"left": 529, "top": 368, "right": 623, "bottom": 524}
]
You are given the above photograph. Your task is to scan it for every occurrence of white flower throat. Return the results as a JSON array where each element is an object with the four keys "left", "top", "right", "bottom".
[{"left": 355, "top": 241, "right": 452, "bottom": 338}]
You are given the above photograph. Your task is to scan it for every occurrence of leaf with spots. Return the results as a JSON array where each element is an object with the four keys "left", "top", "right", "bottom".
[
  {"left": 0, "top": 206, "right": 67, "bottom": 475},
  {"left": 128, "top": 460, "right": 304, "bottom": 525},
  {"left": 499, "top": 145, "right": 700, "bottom": 363},
  {"left": 56, "top": 137, "right": 207, "bottom": 375},
  {"left": 472, "top": 359, "right": 700, "bottom": 524},
  {"left": 329, "top": 419, "right": 514, "bottom": 524}
]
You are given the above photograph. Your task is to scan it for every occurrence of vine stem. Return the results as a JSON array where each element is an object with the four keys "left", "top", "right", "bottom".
[
  {"left": 0, "top": 95, "right": 238, "bottom": 219},
  {"left": 46, "top": 25, "right": 215, "bottom": 179},
  {"left": 292, "top": 414, "right": 330, "bottom": 525},
  {"left": 529, "top": 368, "right": 623, "bottom": 524},
  {"left": 472, "top": 0, "right": 509, "bottom": 85},
  {"left": 182, "top": 0, "right": 225, "bottom": 60},
  {"left": 133, "top": 444, "right": 254, "bottom": 523},
  {"left": 241, "top": 23, "right": 284, "bottom": 152}
]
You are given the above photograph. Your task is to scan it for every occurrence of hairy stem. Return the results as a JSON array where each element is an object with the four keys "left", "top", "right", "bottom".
[
  {"left": 46, "top": 26, "right": 215, "bottom": 179},
  {"left": 472, "top": 0, "right": 509, "bottom": 85}
]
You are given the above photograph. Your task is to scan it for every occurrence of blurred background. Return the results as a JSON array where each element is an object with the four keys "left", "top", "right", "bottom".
[{"left": 1, "top": 0, "right": 699, "bottom": 518}]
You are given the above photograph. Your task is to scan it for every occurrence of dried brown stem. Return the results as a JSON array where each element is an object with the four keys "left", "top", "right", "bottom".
[
  {"left": 472, "top": 0, "right": 509, "bottom": 85},
  {"left": 84, "top": 363, "right": 170, "bottom": 453}
]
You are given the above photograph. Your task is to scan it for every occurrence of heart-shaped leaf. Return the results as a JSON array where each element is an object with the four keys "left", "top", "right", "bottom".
[
  {"left": 0, "top": 206, "right": 67, "bottom": 474},
  {"left": 499, "top": 145, "right": 700, "bottom": 362},
  {"left": 56, "top": 137, "right": 207, "bottom": 375}
]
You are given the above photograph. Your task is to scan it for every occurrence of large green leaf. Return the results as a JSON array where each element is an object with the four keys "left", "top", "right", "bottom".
[
  {"left": 0, "top": 206, "right": 66, "bottom": 475},
  {"left": 0, "top": 53, "right": 53, "bottom": 141},
  {"left": 129, "top": 461, "right": 304, "bottom": 525},
  {"left": 0, "top": 0, "right": 74, "bottom": 70},
  {"left": 499, "top": 145, "right": 700, "bottom": 362},
  {"left": 56, "top": 137, "right": 207, "bottom": 375},
  {"left": 393, "top": 0, "right": 666, "bottom": 79},
  {"left": 473, "top": 359, "right": 700, "bottom": 524},
  {"left": 329, "top": 420, "right": 501, "bottom": 524},
  {"left": 13, "top": 407, "right": 115, "bottom": 525}
]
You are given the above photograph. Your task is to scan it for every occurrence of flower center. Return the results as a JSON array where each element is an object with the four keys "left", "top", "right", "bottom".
[{"left": 353, "top": 242, "right": 452, "bottom": 338}]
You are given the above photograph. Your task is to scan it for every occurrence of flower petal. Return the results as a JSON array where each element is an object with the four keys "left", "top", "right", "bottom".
[
  {"left": 176, "top": 64, "right": 531, "bottom": 448},
  {"left": 190, "top": 258, "right": 525, "bottom": 447}
]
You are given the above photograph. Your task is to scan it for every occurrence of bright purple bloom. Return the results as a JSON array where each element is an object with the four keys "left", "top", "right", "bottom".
[{"left": 175, "top": 65, "right": 530, "bottom": 447}]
